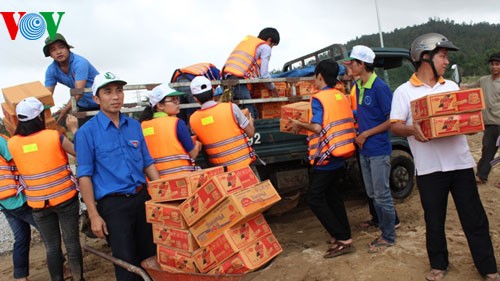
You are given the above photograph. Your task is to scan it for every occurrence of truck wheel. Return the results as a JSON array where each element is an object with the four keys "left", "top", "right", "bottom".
[{"left": 390, "top": 150, "right": 414, "bottom": 200}]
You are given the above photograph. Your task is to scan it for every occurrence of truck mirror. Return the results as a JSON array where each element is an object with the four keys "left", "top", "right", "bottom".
[{"left": 451, "top": 64, "right": 461, "bottom": 86}]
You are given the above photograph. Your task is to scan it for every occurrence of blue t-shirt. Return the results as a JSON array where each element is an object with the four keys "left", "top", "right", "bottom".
[
  {"left": 356, "top": 73, "right": 392, "bottom": 156},
  {"left": 310, "top": 87, "right": 345, "bottom": 171},
  {"left": 0, "top": 137, "right": 26, "bottom": 210},
  {"left": 45, "top": 52, "right": 99, "bottom": 109},
  {"left": 75, "top": 112, "right": 154, "bottom": 200}
]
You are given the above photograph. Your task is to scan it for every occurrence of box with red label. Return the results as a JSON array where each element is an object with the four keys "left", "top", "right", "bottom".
[
  {"left": 152, "top": 224, "right": 198, "bottom": 252},
  {"left": 192, "top": 214, "right": 272, "bottom": 273},
  {"left": 148, "top": 166, "right": 225, "bottom": 202},
  {"left": 411, "top": 88, "right": 484, "bottom": 120},
  {"left": 256, "top": 102, "right": 286, "bottom": 119},
  {"left": 280, "top": 102, "right": 310, "bottom": 135},
  {"left": 179, "top": 166, "right": 259, "bottom": 226},
  {"left": 420, "top": 111, "right": 484, "bottom": 139},
  {"left": 157, "top": 245, "right": 198, "bottom": 273},
  {"left": 190, "top": 180, "right": 281, "bottom": 247},
  {"left": 2, "top": 81, "right": 55, "bottom": 109},
  {"left": 294, "top": 80, "right": 318, "bottom": 96},
  {"left": 209, "top": 233, "right": 282, "bottom": 274},
  {"left": 145, "top": 201, "right": 187, "bottom": 229},
  {"left": 251, "top": 82, "right": 289, "bottom": 98}
]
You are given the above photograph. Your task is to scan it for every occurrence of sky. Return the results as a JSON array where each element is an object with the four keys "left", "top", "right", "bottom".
[{"left": 1, "top": 0, "right": 499, "bottom": 115}]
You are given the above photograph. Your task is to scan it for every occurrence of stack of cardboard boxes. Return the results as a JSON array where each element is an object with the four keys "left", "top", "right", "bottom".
[
  {"left": 1, "top": 81, "right": 56, "bottom": 135},
  {"left": 279, "top": 101, "right": 310, "bottom": 135},
  {"left": 145, "top": 166, "right": 282, "bottom": 274},
  {"left": 410, "top": 88, "right": 485, "bottom": 138}
]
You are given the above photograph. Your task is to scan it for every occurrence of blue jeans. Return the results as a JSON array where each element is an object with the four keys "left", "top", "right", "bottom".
[
  {"left": 359, "top": 154, "right": 396, "bottom": 243},
  {"left": 2, "top": 203, "right": 38, "bottom": 279},
  {"left": 233, "top": 84, "right": 258, "bottom": 119},
  {"left": 32, "top": 196, "right": 84, "bottom": 281}
]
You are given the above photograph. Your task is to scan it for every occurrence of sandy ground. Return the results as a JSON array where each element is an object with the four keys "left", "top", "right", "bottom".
[{"left": 2, "top": 133, "right": 500, "bottom": 281}]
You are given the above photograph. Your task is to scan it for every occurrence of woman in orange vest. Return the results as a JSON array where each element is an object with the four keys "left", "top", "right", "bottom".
[
  {"left": 8, "top": 97, "right": 83, "bottom": 281},
  {"left": 139, "top": 83, "right": 201, "bottom": 178}
]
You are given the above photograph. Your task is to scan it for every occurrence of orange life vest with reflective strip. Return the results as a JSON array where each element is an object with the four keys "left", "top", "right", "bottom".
[
  {"left": 8, "top": 130, "right": 77, "bottom": 209},
  {"left": 189, "top": 103, "right": 255, "bottom": 171},
  {"left": 142, "top": 116, "right": 198, "bottom": 178},
  {"left": 307, "top": 89, "right": 356, "bottom": 166},
  {"left": 222, "top": 36, "right": 266, "bottom": 79},
  {"left": 0, "top": 134, "right": 19, "bottom": 200},
  {"left": 170, "top": 63, "right": 220, "bottom": 82}
]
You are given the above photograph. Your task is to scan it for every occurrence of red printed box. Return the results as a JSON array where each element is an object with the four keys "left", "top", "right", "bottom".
[
  {"left": 190, "top": 180, "right": 281, "bottom": 247},
  {"left": 152, "top": 224, "right": 198, "bottom": 252},
  {"left": 280, "top": 101, "right": 310, "bottom": 135},
  {"left": 420, "top": 111, "right": 484, "bottom": 139},
  {"left": 295, "top": 80, "right": 318, "bottom": 96},
  {"left": 192, "top": 214, "right": 272, "bottom": 273},
  {"left": 145, "top": 201, "right": 187, "bottom": 229},
  {"left": 148, "top": 166, "right": 225, "bottom": 202},
  {"left": 157, "top": 245, "right": 198, "bottom": 273},
  {"left": 411, "top": 88, "right": 484, "bottom": 120},
  {"left": 209, "top": 233, "right": 282, "bottom": 274},
  {"left": 251, "top": 82, "right": 289, "bottom": 98},
  {"left": 179, "top": 166, "right": 259, "bottom": 226}
]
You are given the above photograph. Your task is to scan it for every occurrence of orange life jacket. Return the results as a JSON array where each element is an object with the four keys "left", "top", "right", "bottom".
[
  {"left": 307, "top": 88, "right": 356, "bottom": 166},
  {"left": 170, "top": 63, "right": 220, "bottom": 82},
  {"left": 189, "top": 103, "right": 255, "bottom": 170},
  {"left": 0, "top": 134, "right": 19, "bottom": 200},
  {"left": 222, "top": 36, "right": 266, "bottom": 79},
  {"left": 8, "top": 130, "right": 77, "bottom": 209},
  {"left": 142, "top": 115, "right": 198, "bottom": 177}
]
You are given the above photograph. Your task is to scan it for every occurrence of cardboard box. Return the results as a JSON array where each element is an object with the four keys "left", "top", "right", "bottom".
[
  {"left": 2, "top": 81, "right": 55, "bottom": 109},
  {"left": 157, "top": 245, "right": 198, "bottom": 273},
  {"left": 1, "top": 102, "right": 17, "bottom": 127},
  {"left": 145, "top": 201, "right": 187, "bottom": 229},
  {"left": 280, "top": 102, "right": 310, "bottom": 135},
  {"left": 192, "top": 214, "right": 272, "bottom": 273},
  {"left": 190, "top": 180, "right": 281, "bottom": 247},
  {"left": 251, "top": 82, "right": 289, "bottom": 98},
  {"left": 420, "top": 111, "right": 484, "bottom": 139},
  {"left": 209, "top": 233, "right": 282, "bottom": 274},
  {"left": 179, "top": 166, "right": 259, "bottom": 226},
  {"left": 411, "top": 88, "right": 485, "bottom": 120},
  {"left": 152, "top": 224, "right": 198, "bottom": 252},
  {"left": 256, "top": 102, "right": 286, "bottom": 119},
  {"left": 3, "top": 113, "right": 16, "bottom": 136},
  {"left": 294, "top": 81, "right": 318, "bottom": 96},
  {"left": 148, "top": 166, "right": 225, "bottom": 202}
]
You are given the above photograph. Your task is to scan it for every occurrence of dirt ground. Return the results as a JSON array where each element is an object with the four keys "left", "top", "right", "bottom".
[{"left": 2, "top": 133, "right": 500, "bottom": 281}]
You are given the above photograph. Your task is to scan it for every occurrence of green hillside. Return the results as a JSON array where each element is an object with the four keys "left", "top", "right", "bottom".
[{"left": 347, "top": 18, "right": 500, "bottom": 77}]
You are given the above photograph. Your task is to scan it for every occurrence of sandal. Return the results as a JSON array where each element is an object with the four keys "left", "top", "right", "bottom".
[
  {"left": 485, "top": 273, "right": 500, "bottom": 281},
  {"left": 425, "top": 268, "right": 448, "bottom": 281},
  {"left": 323, "top": 241, "right": 354, "bottom": 258},
  {"left": 476, "top": 176, "right": 487, "bottom": 184},
  {"left": 367, "top": 237, "right": 394, "bottom": 253}
]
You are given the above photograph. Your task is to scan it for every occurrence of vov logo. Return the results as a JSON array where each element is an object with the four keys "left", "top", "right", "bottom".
[{"left": 0, "top": 12, "right": 65, "bottom": 40}]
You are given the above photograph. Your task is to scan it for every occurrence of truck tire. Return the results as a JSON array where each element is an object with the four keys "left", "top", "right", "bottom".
[{"left": 390, "top": 150, "right": 414, "bottom": 200}]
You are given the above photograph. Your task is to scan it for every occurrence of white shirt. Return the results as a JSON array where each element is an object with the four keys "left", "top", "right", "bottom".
[{"left": 390, "top": 74, "right": 475, "bottom": 175}]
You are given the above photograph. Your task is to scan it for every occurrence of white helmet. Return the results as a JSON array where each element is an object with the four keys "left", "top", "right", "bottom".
[{"left": 410, "top": 33, "right": 459, "bottom": 62}]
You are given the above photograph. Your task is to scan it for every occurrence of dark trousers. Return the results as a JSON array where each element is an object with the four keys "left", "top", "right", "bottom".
[
  {"left": 416, "top": 168, "right": 497, "bottom": 275},
  {"left": 33, "top": 196, "right": 83, "bottom": 281},
  {"left": 2, "top": 203, "right": 38, "bottom": 279},
  {"left": 97, "top": 187, "right": 155, "bottom": 281},
  {"left": 476, "top": 125, "right": 500, "bottom": 181},
  {"left": 308, "top": 167, "right": 351, "bottom": 241}
]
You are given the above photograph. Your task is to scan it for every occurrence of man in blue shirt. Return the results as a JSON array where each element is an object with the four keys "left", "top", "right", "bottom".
[
  {"left": 75, "top": 72, "right": 160, "bottom": 281},
  {"left": 344, "top": 45, "right": 396, "bottom": 253},
  {"left": 44, "top": 33, "right": 99, "bottom": 124}
]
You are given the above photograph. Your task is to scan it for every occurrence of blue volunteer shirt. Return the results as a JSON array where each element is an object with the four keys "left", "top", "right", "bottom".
[
  {"left": 356, "top": 73, "right": 392, "bottom": 156},
  {"left": 75, "top": 112, "right": 154, "bottom": 200},
  {"left": 310, "top": 86, "right": 345, "bottom": 171},
  {"left": 45, "top": 52, "right": 99, "bottom": 109}
]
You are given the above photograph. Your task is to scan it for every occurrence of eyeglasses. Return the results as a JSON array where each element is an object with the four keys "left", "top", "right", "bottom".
[{"left": 163, "top": 97, "right": 180, "bottom": 104}]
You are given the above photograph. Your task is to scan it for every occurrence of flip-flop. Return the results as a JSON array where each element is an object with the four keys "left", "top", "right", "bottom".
[
  {"left": 425, "top": 268, "right": 448, "bottom": 281},
  {"left": 476, "top": 176, "right": 487, "bottom": 184},
  {"left": 485, "top": 273, "right": 500, "bottom": 281},
  {"left": 323, "top": 241, "right": 354, "bottom": 258},
  {"left": 367, "top": 238, "right": 394, "bottom": 253}
]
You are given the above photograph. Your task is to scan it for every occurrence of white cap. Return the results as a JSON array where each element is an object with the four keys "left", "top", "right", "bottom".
[
  {"left": 190, "top": 76, "right": 212, "bottom": 95},
  {"left": 149, "top": 83, "right": 184, "bottom": 107},
  {"left": 16, "top": 97, "right": 44, "bottom": 122},
  {"left": 92, "top": 71, "right": 127, "bottom": 96},
  {"left": 345, "top": 45, "right": 376, "bottom": 64}
]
